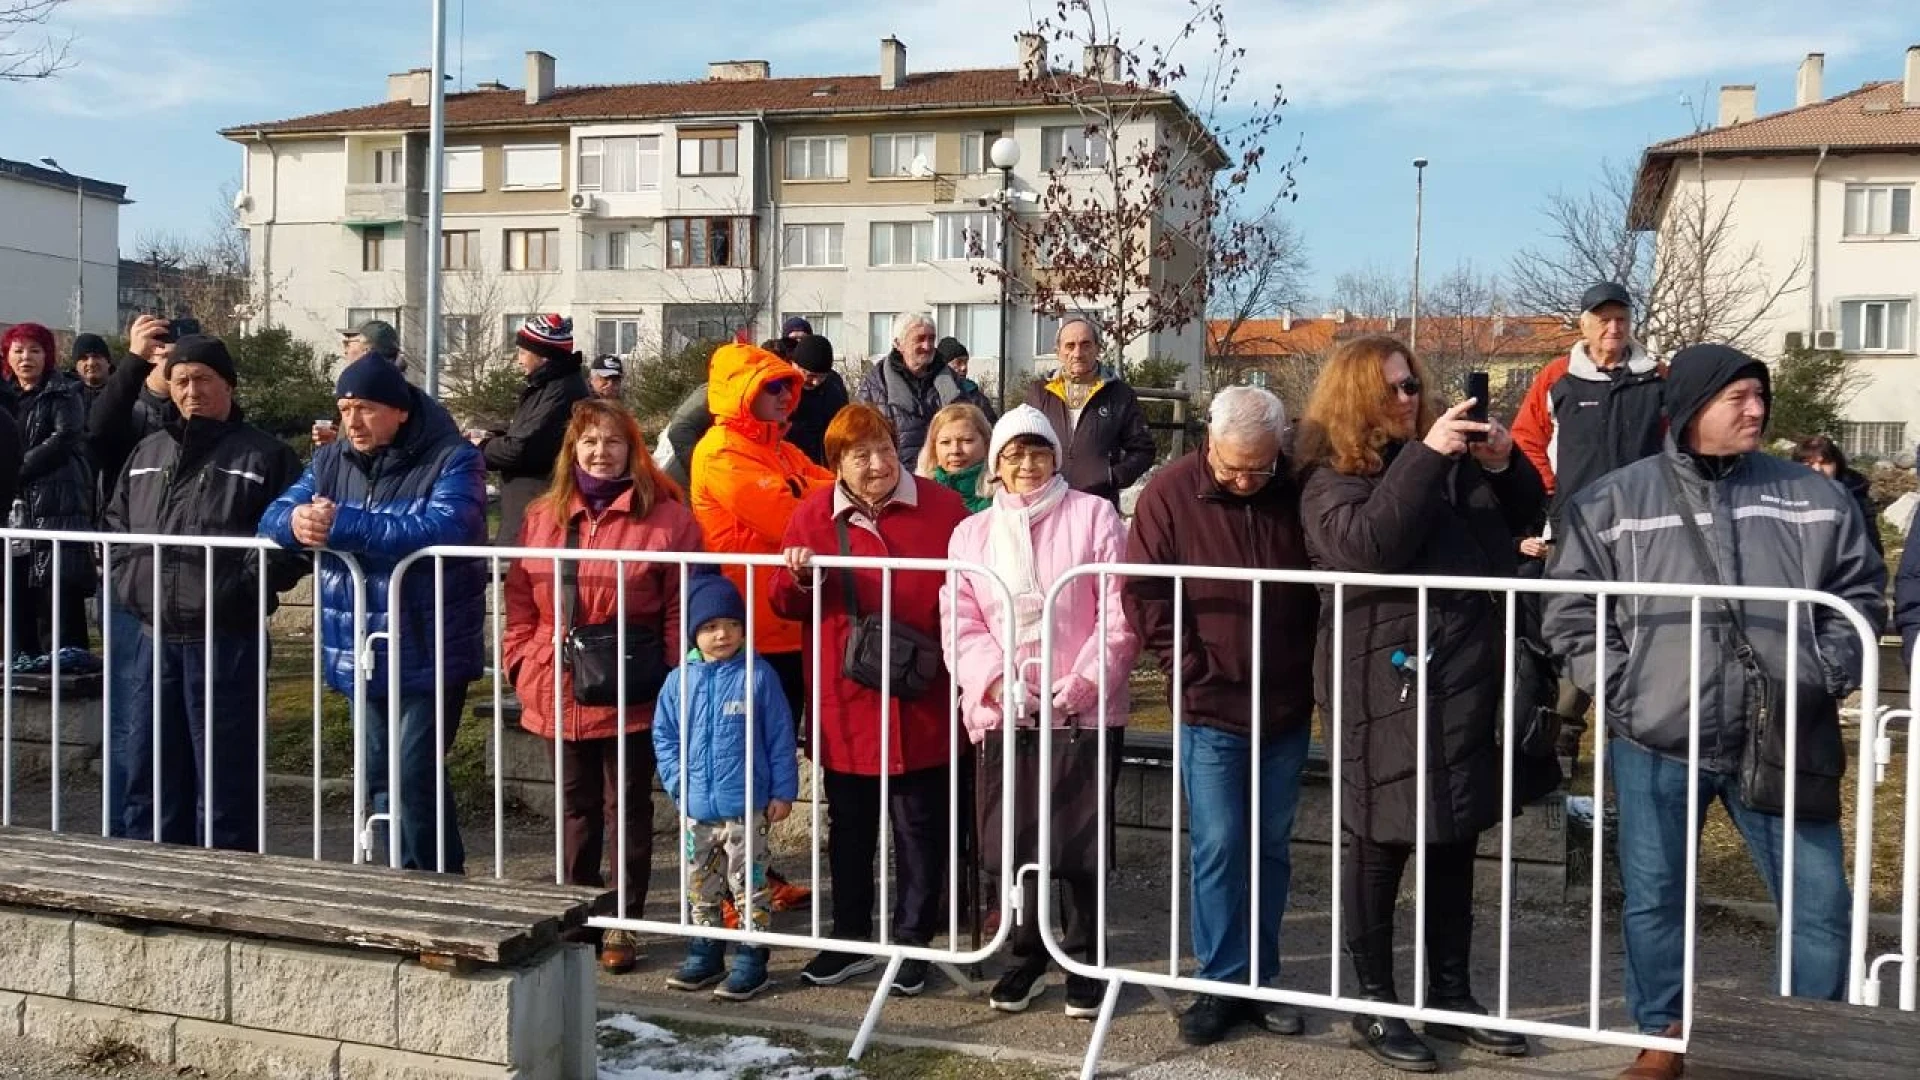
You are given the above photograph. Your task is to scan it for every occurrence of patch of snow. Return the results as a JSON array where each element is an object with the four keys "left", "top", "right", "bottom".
[{"left": 597, "top": 1014, "right": 859, "bottom": 1080}]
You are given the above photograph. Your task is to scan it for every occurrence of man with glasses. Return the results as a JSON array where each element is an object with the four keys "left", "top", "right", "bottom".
[
  {"left": 1025, "top": 317, "right": 1158, "bottom": 507},
  {"left": 1122, "top": 386, "right": 1321, "bottom": 1046}
]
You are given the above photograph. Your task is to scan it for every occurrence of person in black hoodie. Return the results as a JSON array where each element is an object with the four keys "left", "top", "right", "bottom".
[
  {"left": 100, "top": 334, "right": 306, "bottom": 849},
  {"left": 88, "top": 315, "right": 194, "bottom": 508},
  {"left": 474, "top": 314, "right": 590, "bottom": 545},
  {"left": 785, "top": 334, "right": 848, "bottom": 467},
  {"left": 3, "top": 321, "right": 96, "bottom": 669},
  {"left": 1792, "top": 434, "right": 1885, "bottom": 557},
  {"left": 1295, "top": 334, "right": 1544, "bottom": 1072}
]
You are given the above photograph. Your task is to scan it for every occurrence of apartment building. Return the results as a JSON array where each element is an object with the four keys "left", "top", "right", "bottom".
[
  {"left": 221, "top": 35, "right": 1219, "bottom": 390},
  {"left": 1631, "top": 47, "right": 1920, "bottom": 457},
  {"left": 0, "top": 155, "right": 128, "bottom": 338}
]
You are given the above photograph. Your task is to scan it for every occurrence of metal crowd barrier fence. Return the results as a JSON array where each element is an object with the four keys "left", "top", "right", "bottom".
[
  {"left": 1033, "top": 563, "right": 1886, "bottom": 1080},
  {"left": 1863, "top": 644, "right": 1920, "bottom": 1010}
]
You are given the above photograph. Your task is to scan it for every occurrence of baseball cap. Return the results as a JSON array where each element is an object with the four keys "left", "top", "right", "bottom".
[
  {"left": 1579, "top": 282, "right": 1632, "bottom": 314},
  {"left": 353, "top": 320, "right": 402, "bottom": 357},
  {"left": 589, "top": 354, "right": 624, "bottom": 378}
]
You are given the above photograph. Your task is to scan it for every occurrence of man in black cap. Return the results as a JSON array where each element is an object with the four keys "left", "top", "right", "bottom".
[
  {"left": 473, "top": 313, "right": 589, "bottom": 544},
  {"left": 784, "top": 334, "right": 848, "bottom": 466},
  {"left": 587, "top": 354, "right": 625, "bottom": 401},
  {"left": 1544, "top": 343, "right": 1885, "bottom": 1080},
  {"left": 70, "top": 333, "right": 111, "bottom": 408},
  {"left": 89, "top": 315, "right": 200, "bottom": 504},
  {"left": 100, "top": 333, "right": 307, "bottom": 850}
]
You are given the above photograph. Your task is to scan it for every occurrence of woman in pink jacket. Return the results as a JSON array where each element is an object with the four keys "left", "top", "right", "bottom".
[{"left": 943, "top": 404, "right": 1138, "bottom": 1020}]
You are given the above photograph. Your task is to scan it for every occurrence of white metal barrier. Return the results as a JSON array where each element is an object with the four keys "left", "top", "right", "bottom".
[
  {"left": 1863, "top": 645, "right": 1920, "bottom": 1010},
  {"left": 1032, "top": 563, "right": 1886, "bottom": 1080}
]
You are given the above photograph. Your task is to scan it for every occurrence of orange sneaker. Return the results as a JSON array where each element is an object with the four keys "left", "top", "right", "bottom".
[
  {"left": 768, "top": 870, "right": 812, "bottom": 912},
  {"left": 721, "top": 896, "right": 741, "bottom": 929}
]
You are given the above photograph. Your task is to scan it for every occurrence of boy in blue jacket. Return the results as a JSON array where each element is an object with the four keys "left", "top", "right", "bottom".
[{"left": 654, "top": 575, "right": 799, "bottom": 1001}]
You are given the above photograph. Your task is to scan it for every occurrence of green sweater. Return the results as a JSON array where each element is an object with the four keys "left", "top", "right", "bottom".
[{"left": 931, "top": 462, "right": 991, "bottom": 514}]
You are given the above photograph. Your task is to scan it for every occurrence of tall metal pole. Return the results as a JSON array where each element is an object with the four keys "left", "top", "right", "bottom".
[
  {"left": 72, "top": 175, "right": 85, "bottom": 338},
  {"left": 996, "top": 163, "right": 1013, "bottom": 414},
  {"left": 1410, "top": 157, "right": 1427, "bottom": 355},
  {"left": 424, "top": 0, "right": 448, "bottom": 397}
]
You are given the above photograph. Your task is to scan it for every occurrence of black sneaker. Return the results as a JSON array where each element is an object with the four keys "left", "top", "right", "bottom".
[
  {"left": 1248, "top": 1000, "right": 1304, "bottom": 1036},
  {"left": 1179, "top": 994, "right": 1243, "bottom": 1047},
  {"left": 799, "top": 951, "right": 880, "bottom": 987},
  {"left": 988, "top": 958, "right": 1049, "bottom": 1013},
  {"left": 1063, "top": 974, "right": 1104, "bottom": 1020},
  {"left": 890, "top": 957, "right": 929, "bottom": 997}
]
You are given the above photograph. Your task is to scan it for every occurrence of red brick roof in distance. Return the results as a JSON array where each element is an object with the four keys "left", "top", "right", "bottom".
[{"left": 1209, "top": 314, "right": 1579, "bottom": 360}]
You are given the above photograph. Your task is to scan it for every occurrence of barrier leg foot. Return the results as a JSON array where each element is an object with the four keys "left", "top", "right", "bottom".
[
  {"left": 848, "top": 954, "right": 903, "bottom": 1063},
  {"left": 1146, "top": 985, "right": 1180, "bottom": 1018},
  {"left": 936, "top": 960, "right": 980, "bottom": 995},
  {"left": 1078, "top": 979, "right": 1124, "bottom": 1080}
]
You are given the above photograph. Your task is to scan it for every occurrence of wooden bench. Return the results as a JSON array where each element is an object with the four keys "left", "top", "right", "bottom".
[
  {"left": 0, "top": 825, "right": 605, "bottom": 1080},
  {"left": 1687, "top": 986, "right": 1920, "bottom": 1079}
]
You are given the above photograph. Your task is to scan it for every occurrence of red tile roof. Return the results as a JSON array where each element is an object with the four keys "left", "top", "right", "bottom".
[{"left": 1209, "top": 314, "right": 1579, "bottom": 360}]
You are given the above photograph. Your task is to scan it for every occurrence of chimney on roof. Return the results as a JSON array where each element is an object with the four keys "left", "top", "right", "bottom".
[
  {"left": 476, "top": 79, "right": 508, "bottom": 92},
  {"left": 1280, "top": 308, "right": 1293, "bottom": 332},
  {"left": 1083, "top": 44, "right": 1120, "bottom": 82},
  {"left": 708, "top": 60, "right": 770, "bottom": 81},
  {"left": 525, "top": 50, "right": 555, "bottom": 106},
  {"left": 1795, "top": 53, "right": 1824, "bottom": 107},
  {"left": 880, "top": 36, "right": 906, "bottom": 91},
  {"left": 387, "top": 68, "right": 432, "bottom": 106},
  {"left": 1717, "top": 84, "right": 1756, "bottom": 127},
  {"left": 1907, "top": 45, "right": 1920, "bottom": 107},
  {"left": 1016, "top": 32, "right": 1046, "bottom": 82}
]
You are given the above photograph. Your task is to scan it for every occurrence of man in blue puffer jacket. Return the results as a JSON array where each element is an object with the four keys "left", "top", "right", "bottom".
[
  {"left": 260, "top": 355, "right": 487, "bottom": 873},
  {"left": 653, "top": 575, "right": 798, "bottom": 1001}
]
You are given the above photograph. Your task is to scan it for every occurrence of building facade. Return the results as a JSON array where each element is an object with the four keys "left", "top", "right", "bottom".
[
  {"left": 1632, "top": 48, "right": 1920, "bottom": 457},
  {"left": 0, "top": 156, "right": 128, "bottom": 340},
  {"left": 223, "top": 36, "right": 1219, "bottom": 394}
]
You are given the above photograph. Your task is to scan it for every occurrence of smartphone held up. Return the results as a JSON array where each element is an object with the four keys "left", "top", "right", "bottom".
[{"left": 1463, "top": 371, "right": 1490, "bottom": 443}]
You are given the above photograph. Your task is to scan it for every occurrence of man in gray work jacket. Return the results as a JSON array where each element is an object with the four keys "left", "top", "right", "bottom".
[{"left": 1544, "top": 343, "right": 1884, "bottom": 1080}]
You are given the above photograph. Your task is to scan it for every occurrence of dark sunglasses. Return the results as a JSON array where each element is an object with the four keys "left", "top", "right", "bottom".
[{"left": 1389, "top": 377, "right": 1423, "bottom": 397}]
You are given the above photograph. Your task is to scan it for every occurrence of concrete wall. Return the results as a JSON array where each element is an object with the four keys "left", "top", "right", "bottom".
[{"left": 0, "top": 175, "right": 122, "bottom": 335}]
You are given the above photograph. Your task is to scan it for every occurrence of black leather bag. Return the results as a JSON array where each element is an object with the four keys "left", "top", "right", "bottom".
[
  {"left": 561, "top": 523, "right": 670, "bottom": 707},
  {"left": 835, "top": 517, "right": 942, "bottom": 701},
  {"left": 1663, "top": 460, "right": 1843, "bottom": 822}
]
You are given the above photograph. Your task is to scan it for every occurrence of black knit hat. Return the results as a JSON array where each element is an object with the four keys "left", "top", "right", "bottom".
[
  {"left": 934, "top": 336, "right": 969, "bottom": 364},
  {"left": 166, "top": 335, "right": 238, "bottom": 386},
  {"left": 1665, "top": 343, "right": 1770, "bottom": 447},
  {"left": 790, "top": 334, "right": 835, "bottom": 374},
  {"left": 334, "top": 354, "right": 413, "bottom": 410},
  {"left": 72, "top": 333, "right": 110, "bottom": 360}
]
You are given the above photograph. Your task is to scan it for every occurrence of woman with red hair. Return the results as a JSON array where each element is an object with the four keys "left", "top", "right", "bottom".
[
  {"left": 3, "top": 322, "right": 96, "bottom": 670},
  {"left": 503, "top": 398, "right": 702, "bottom": 973},
  {"left": 769, "top": 403, "right": 970, "bottom": 995}
]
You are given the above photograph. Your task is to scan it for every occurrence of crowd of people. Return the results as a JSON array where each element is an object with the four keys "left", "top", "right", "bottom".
[{"left": 1, "top": 280, "right": 1914, "bottom": 1079}]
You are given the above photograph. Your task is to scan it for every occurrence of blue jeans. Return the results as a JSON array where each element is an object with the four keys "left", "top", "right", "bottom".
[
  {"left": 1181, "top": 722, "right": 1310, "bottom": 985},
  {"left": 1611, "top": 737, "right": 1851, "bottom": 1033},
  {"left": 109, "top": 621, "right": 262, "bottom": 851},
  {"left": 362, "top": 688, "right": 468, "bottom": 873}
]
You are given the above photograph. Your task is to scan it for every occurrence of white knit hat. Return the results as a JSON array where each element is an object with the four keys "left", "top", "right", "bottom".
[{"left": 988, "top": 404, "right": 1062, "bottom": 465}]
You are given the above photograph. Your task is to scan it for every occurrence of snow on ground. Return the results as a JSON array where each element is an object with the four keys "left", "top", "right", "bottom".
[{"left": 597, "top": 1014, "right": 859, "bottom": 1080}]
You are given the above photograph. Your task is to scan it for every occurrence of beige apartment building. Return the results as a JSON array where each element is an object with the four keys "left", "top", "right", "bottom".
[{"left": 221, "top": 34, "right": 1220, "bottom": 393}]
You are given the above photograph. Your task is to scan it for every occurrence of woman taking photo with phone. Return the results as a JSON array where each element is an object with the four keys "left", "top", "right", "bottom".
[{"left": 1293, "top": 336, "right": 1544, "bottom": 1072}]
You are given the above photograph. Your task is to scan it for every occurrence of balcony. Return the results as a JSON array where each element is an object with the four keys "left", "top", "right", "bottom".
[{"left": 342, "top": 184, "right": 415, "bottom": 225}]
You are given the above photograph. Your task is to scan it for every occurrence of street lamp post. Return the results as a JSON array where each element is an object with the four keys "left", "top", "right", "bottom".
[
  {"left": 423, "top": 0, "right": 449, "bottom": 398},
  {"left": 1410, "top": 157, "right": 1427, "bottom": 355},
  {"left": 989, "top": 136, "right": 1021, "bottom": 414},
  {"left": 39, "top": 157, "right": 84, "bottom": 339}
]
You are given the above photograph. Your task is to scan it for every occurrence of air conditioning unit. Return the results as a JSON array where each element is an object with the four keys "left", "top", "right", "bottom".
[
  {"left": 1783, "top": 331, "right": 1805, "bottom": 352},
  {"left": 1814, "top": 330, "right": 1837, "bottom": 350},
  {"left": 569, "top": 193, "right": 601, "bottom": 216}
]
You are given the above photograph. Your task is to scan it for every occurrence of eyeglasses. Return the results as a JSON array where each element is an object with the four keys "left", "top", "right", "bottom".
[
  {"left": 762, "top": 380, "right": 796, "bottom": 397},
  {"left": 998, "top": 448, "right": 1055, "bottom": 467},
  {"left": 1388, "top": 377, "right": 1423, "bottom": 398},
  {"left": 1214, "top": 462, "right": 1278, "bottom": 482}
]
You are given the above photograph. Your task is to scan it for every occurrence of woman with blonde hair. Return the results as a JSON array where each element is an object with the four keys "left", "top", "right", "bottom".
[
  {"left": 1295, "top": 335, "right": 1543, "bottom": 1070},
  {"left": 504, "top": 397, "right": 703, "bottom": 974},
  {"left": 916, "top": 402, "right": 994, "bottom": 513}
]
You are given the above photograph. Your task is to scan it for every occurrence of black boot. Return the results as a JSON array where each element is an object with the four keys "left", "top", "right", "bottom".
[
  {"left": 1349, "top": 987, "right": 1436, "bottom": 1073},
  {"left": 1425, "top": 941, "right": 1528, "bottom": 1057}
]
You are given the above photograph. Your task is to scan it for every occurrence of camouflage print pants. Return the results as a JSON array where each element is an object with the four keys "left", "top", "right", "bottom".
[{"left": 683, "top": 815, "right": 772, "bottom": 930}]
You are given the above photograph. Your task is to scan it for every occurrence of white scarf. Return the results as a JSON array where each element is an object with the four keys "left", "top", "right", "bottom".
[{"left": 986, "top": 475, "right": 1071, "bottom": 647}]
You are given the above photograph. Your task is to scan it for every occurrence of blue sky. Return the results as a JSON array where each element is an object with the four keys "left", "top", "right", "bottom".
[{"left": 5, "top": 0, "right": 1917, "bottom": 306}]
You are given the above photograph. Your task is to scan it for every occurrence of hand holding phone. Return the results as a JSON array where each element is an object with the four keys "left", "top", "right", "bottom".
[{"left": 1463, "top": 371, "right": 1491, "bottom": 444}]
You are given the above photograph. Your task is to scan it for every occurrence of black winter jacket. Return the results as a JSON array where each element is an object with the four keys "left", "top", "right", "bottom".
[
  {"left": 1838, "top": 468, "right": 1884, "bottom": 557},
  {"left": 86, "top": 354, "right": 173, "bottom": 507},
  {"left": 1300, "top": 441, "right": 1545, "bottom": 845},
  {"left": 662, "top": 382, "right": 711, "bottom": 490},
  {"left": 16, "top": 373, "right": 93, "bottom": 526},
  {"left": 103, "top": 408, "right": 307, "bottom": 641},
  {"left": 856, "top": 351, "right": 996, "bottom": 464},
  {"left": 1026, "top": 376, "right": 1157, "bottom": 506},
  {"left": 787, "top": 371, "right": 849, "bottom": 467},
  {"left": 481, "top": 353, "right": 590, "bottom": 545}
]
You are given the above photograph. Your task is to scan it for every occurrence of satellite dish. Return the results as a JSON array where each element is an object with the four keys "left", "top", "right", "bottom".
[{"left": 908, "top": 153, "right": 934, "bottom": 179}]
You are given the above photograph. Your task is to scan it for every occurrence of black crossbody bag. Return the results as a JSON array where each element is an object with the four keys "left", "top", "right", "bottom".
[
  {"left": 561, "top": 521, "right": 670, "bottom": 707},
  {"left": 834, "top": 516, "right": 942, "bottom": 701},
  {"left": 1662, "top": 459, "right": 1842, "bottom": 821}
]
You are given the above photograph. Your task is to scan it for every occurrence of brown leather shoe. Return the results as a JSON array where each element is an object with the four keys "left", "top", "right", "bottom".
[
  {"left": 1617, "top": 1023, "right": 1683, "bottom": 1080},
  {"left": 599, "top": 929, "right": 639, "bottom": 975}
]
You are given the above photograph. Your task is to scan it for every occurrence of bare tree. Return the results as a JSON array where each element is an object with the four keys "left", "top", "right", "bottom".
[
  {"left": 127, "top": 182, "right": 254, "bottom": 338},
  {"left": 1, "top": 0, "right": 70, "bottom": 81},
  {"left": 982, "top": 0, "right": 1303, "bottom": 379},
  {"left": 1326, "top": 263, "right": 1409, "bottom": 319},
  {"left": 1418, "top": 261, "right": 1511, "bottom": 391},
  {"left": 1203, "top": 214, "right": 1307, "bottom": 391}
]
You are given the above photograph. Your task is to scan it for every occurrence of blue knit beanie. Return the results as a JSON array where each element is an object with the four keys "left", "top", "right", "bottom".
[
  {"left": 334, "top": 354, "right": 413, "bottom": 410},
  {"left": 684, "top": 574, "right": 746, "bottom": 647}
]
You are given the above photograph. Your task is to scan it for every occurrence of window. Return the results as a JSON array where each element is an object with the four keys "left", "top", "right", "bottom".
[
  {"left": 604, "top": 231, "right": 629, "bottom": 270},
  {"left": 595, "top": 318, "right": 642, "bottom": 356},
  {"left": 666, "top": 217, "right": 753, "bottom": 269},
  {"left": 372, "top": 147, "right": 403, "bottom": 186},
  {"left": 441, "top": 146, "right": 482, "bottom": 192},
  {"left": 780, "top": 312, "right": 841, "bottom": 343},
  {"left": 934, "top": 211, "right": 1000, "bottom": 260},
  {"left": 442, "top": 314, "right": 478, "bottom": 354},
  {"left": 934, "top": 304, "right": 1000, "bottom": 356},
  {"left": 347, "top": 308, "right": 401, "bottom": 337},
  {"left": 782, "top": 223, "right": 844, "bottom": 267},
  {"left": 870, "top": 132, "right": 936, "bottom": 177},
  {"left": 785, "top": 136, "right": 847, "bottom": 181},
  {"left": 1838, "top": 298, "right": 1913, "bottom": 352},
  {"left": 677, "top": 130, "right": 738, "bottom": 176},
  {"left": 869, "top": 221, "right": 932, "bottom": 266},
  {"left": 1838, "top": 421, "right": 1910, "bottom": 459},
  {"left": 442, "top": 230, "right": 477, "bottom": 271},
  {"left": 504, "top": 228, "right": 559, "bottom": 271},
  {"left": 663, "top": 304, "right": 737, "bottom": 352},
  {"left": 868, "top": 312, "right": 899, "bottom": 358},
  {"left": 502, "top": 144, "right": 562, "bottom": 190},
  {"left": 960, "top": 130, "right": 1002, "bottom": 174},
  {"left": 577, "top": 136, "right": 661, "bottom": 193},
  {"left": 1843, "top": 185, "right": 1913, "bottom": 237},
  {"left": 360, "top": 228, "right": 386, "bottom": 272},
  {"left": 1040, "top": 125, "right": 1109, "bottom": 170},
  {"left": 583, "top": 229, "right": 649, "bottom": 271},
  {"left": 1243, "top": 369, "right": 1271, "bottom": 389}
]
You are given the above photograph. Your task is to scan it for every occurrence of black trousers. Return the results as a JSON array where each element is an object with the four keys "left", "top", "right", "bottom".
[
  {"left": 764, "top": 650, "right": 808, "bottom": 748},
  {"left": 559, "top": 731, "right": 655, "bottom": 920},
  {"left": 823, "top": 765, "right": 949, "bottom": 945},
  {"left": 10, "top": 564, "right": 88, "bottom": 657},
  {"left": 1342, "top": 834, "right": 1478, "bottom": 999}
]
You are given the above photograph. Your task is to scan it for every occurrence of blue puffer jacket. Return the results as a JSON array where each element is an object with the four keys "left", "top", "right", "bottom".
[
  {"left": 259, "top": 390, "right": 488, "bottom": 697},
  {"left": 653, "top": 649, "right": 798, "bottom": 823}
]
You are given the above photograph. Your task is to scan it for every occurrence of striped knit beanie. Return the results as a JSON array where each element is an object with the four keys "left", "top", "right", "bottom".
[{"left": 516, "top": 314, "right": 576, "bottom": 364}]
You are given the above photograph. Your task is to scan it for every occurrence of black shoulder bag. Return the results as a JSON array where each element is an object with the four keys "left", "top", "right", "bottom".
[
  {"left": 1661, "top": 459, "right": 1842, "bottom": 821},
  {"left": 562, "top": 521, "right": 670, "bottom": 707},
  {"left": 834, "top": 515, "right": 942, "bottom": 701}
]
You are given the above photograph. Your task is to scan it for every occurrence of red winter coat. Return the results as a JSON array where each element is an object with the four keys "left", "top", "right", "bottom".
[
  {"left": 769, "top": 475, "right": 970, "bottom": 776},
  {"left": 503, "top": 486, "right": 703, "bottom": 741}
]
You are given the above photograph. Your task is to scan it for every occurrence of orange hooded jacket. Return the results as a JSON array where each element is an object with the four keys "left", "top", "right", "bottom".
[{"left": 690, "top": 343, "right": 833, "bottom": 655}]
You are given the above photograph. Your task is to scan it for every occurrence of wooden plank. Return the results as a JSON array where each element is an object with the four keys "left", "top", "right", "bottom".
[
  {"left": 1688, "top": 988, "right": 1920, "bottom": 1080},
  {"left": 0, "top": 862, "right": 545, "bottom": 964}
]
